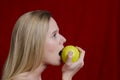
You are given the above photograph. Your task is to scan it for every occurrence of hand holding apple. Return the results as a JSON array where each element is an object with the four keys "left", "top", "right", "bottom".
[{"left": 61, "top": 45, "right": 81, "bottom": 63}]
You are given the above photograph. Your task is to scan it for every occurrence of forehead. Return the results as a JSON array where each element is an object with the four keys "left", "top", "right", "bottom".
[{"left": 48, "top": 17, "right": 59, "bottom": 32}]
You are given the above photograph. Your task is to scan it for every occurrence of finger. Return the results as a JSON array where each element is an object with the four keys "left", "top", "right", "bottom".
[
  {"left": 65, "top": 51, "right": 73, "bottom": 65},
  {"left": 76, "top": 47, "right": 85, "bottom": 63},
  {"left": 79, "top": 51, "right": 85, "bottom": 62},
  {"left": 76, "top": 46, "right": 85, "bottom": 58},
  {"left": 74, "top": 52, "right": 85, "bottom": 68},
  {"left": 76, "top": 46, "right": 85, "bottom": 54}
]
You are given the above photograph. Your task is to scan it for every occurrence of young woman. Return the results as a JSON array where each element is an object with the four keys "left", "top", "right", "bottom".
[{"left": 2, "top": 10, "right": 85, "bottom": 80}]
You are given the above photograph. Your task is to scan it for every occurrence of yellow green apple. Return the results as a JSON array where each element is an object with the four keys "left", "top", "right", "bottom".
[{"left": 61, "top": 45, "right": 80, "bottom": 63}]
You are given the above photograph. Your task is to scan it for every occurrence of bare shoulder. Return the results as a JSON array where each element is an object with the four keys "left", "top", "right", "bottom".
[
  {"left": 12, "top": 72, "right": 30, "bottom": 80},
  {"left": 12, "top": 77, "right": 25, "bottom": 80},
  {"left": 11, "top": 72, "right": 40, "bottom": 80},
  {"left": 12, "top": 77, "right": 26, "bottom": 80}
]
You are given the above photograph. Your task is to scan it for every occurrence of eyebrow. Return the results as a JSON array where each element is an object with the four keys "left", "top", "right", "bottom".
[
  {"left": 52, "top": 30, "right": 57, "bottom": 34},
  {"left": 52, "top": 29, "right": 59, "bottom": 34}
]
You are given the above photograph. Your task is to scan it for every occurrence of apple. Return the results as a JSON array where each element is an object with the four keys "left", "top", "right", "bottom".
[{"left": 61, "top": 45, "right": 80, "bottom": 63}]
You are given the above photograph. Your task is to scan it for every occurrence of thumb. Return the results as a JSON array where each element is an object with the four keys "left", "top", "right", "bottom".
[{"left": 66, "top": 51, "right": 73, "bottom": 64}]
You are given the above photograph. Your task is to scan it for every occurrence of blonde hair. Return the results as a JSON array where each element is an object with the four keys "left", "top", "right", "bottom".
[{"left": 2, "top": 10, "right": 51, "bottom": 80}]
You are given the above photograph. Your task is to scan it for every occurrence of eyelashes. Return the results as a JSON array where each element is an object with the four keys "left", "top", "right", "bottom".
[{"left": 53, "top": 33, "right": 57, "bottom": 38}]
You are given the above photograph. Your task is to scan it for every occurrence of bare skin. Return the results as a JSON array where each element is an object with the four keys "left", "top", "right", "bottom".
[{"left": 13, "top": 18, "right": 85, "bottom": 80}]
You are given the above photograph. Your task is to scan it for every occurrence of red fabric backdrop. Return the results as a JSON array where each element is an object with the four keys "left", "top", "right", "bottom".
[{"left": 0, "top": 0, "right": 119, "bottom": 80}]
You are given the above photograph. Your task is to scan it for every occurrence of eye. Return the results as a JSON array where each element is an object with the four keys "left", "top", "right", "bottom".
[{"left": 53, "top": 33, "right": 57, "bottom": 38}]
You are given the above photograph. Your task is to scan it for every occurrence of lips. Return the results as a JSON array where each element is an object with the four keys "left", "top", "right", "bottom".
[{"left": 59, "top": 46, "right": 64, "bottom": 56}]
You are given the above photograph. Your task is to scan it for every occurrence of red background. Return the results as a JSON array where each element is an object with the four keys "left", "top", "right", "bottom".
[{"left": 0, "top": 0, "right": 120, "bottom": 80}]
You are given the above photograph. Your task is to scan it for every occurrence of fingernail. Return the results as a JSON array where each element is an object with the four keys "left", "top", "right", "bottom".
[{"left": 69, "top": 51, "right": 73, "bottom": 56}]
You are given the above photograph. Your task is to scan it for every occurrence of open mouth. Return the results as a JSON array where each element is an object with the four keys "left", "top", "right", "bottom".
[
  {"left": 59, "top": 50, "right": 62, "bottom": 56},
  {"left": 59, "top": 50, "right": 63, "bottom": 63}
]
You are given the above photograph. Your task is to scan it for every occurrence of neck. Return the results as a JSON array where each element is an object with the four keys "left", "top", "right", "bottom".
[{"left": 30, "top": 63, "right": 47, "bottom": 80}]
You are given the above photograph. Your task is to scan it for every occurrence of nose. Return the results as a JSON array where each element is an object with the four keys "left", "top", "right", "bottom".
[{"left": 60, "top": 34, "right": 66, "bottom": 44}]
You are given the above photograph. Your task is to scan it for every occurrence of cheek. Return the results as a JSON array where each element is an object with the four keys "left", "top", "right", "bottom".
[
  {"left": 44, "top": 39, "right": 58, "bottom": 56},
  {"left": 45, "top": 41, "right": 56, "bottom": 53},
  {"left": 43, "top": 40, "right": 60, "bottom": 65}
]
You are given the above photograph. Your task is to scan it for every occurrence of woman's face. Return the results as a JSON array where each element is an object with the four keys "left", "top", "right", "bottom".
[{"left": 43, "top": 17, "right": 66, "bottom": 66}]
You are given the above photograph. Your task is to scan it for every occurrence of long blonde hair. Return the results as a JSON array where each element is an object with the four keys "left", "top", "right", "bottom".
[{"left": 2, "top": 10, "right": 51, "bottom": 80}]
